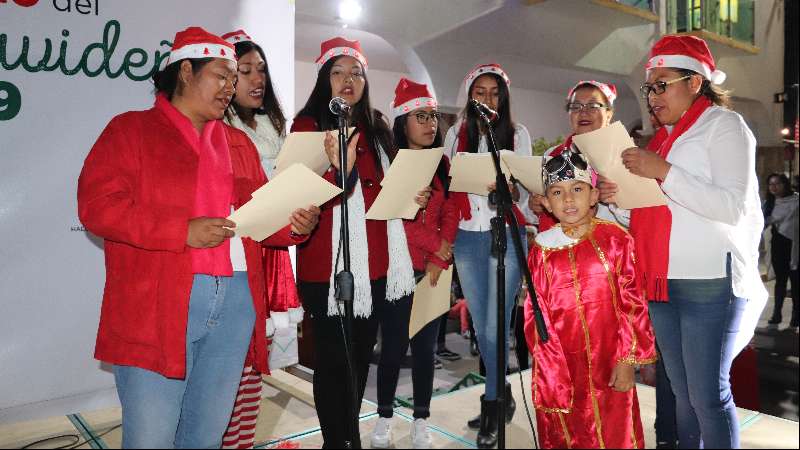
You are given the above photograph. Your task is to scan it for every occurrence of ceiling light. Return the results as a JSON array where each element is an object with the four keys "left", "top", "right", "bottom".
[
  {"left": 338, "top": 1, "right": 362, "bottom": 22},
  {"left": 781, "top": 127, "right": 791, "bottom": 136}
]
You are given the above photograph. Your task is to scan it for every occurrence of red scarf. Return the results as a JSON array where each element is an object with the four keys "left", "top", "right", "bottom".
[
  {"left": 629, "top": 96, "right": 713, "bottom": 302},
  {"left": 452, "top": 122, "right": 526, "bottom": 224},
  {"left": 155, "top": 94, "right": 234, "bottom": 276}
]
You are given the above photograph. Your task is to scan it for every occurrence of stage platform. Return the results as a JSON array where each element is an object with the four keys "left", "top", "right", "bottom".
[{"left": 1, "top": 369, "right": 797, "bottom": 449}]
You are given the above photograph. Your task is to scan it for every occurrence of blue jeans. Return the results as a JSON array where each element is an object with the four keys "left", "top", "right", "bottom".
[
  {"left": 649, "top": 271, "right": 748, "bottom": 449},
  {"left": 454, "top": 228, "right": 525, "bottom": 401},
  {"left": 114, "top": 273, "right": 256, "bottom": 449}
]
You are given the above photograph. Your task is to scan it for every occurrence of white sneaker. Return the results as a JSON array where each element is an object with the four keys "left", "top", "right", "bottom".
[
  {"left": 370, "top": 416, "right": 393, "bottom": 449},
  {"left": 411, "top": 418, "right": 432, "bottom": 449}
]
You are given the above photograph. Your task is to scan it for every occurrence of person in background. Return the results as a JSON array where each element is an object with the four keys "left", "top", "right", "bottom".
[
  {"left": 370, "top": 78, "right": 459, "bottom": 450},
  {"left": 77, "top": 27, "right": 319, "bottom": 448},
  {"left": 763, "top": 173, "right": 799, "bottom": 327},
  {"left": 530, "top": 80, "right": 629, "bottom": 231},
  {"left": 291, "top": 37, "right": 430, "bottom": 448},
  {"left": 444, "top": 63, "right": 531, "bottom": 449},
  {"left": 219, "top": 29, "right": 304, "bottom": 450}
]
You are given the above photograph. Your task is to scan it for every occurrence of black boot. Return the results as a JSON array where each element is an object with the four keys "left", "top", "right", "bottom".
[
  {"left": 467, "top": 411, "right": 481, "bottom": 430},
  {"left": 505, "top": 383, "right": 516, "bottom": 424},
  {"left": 477, "top": 395, "right": 498, "bottom": 449}
]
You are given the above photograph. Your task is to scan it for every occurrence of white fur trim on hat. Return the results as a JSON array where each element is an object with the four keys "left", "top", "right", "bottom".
[
  {"left": 392, "top": 97, "right": 437, "bottom": 116},
  {"left": 316, "top": 46, "right": 368, "bottom": 72},
  {"left": 464, "top": 65, "right": 510, "bottom": 96},
  {"left": 646, "top": 54, "right": 726, "bottom": 84},
  {"left": 167, "top": 43, "right": 236, "bottom": 65}
]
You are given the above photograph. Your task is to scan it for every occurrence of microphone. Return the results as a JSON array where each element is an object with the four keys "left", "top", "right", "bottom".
[
  {"left": 469, "top": 99, "right": 498, "bottom": 121},
  {"left": 329, "top": 97, "right": 351, "bottom": 116}
]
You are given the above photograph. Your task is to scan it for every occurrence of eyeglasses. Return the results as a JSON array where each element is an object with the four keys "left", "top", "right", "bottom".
[
  {"left": 640, "top": 75, "right": 692, "bottom": 99},
  {"left": 566, "top": 102, "right": 608, "bottom": 113},
  {"left": 413, "top": 111, "right": 441, "bottom": 124}
]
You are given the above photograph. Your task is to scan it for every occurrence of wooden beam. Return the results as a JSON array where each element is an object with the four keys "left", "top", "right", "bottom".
[
  {"left": 589, "top": 0, "right": 659, "bottom": 22},
  {"left": 676, "top": 30, "right": 760, "bottom": 55}
]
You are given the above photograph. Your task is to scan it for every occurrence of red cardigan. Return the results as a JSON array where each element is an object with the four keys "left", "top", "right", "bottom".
[
  {"left": 290, "top": 116, "right": 389, "bottom": 283},
  {"left": 78, "top": 106, "right": 302, "bottom": 378},
  {"left": 403, "top": 158, "right": 460, "bottom": 271}
]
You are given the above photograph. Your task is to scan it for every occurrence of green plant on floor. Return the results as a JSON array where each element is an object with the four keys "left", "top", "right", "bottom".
[{"left": 532, "top": 136, "right": 565, "bottom": 156}]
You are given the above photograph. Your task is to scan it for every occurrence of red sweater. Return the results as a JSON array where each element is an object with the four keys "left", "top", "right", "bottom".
[
  {"left": 78, "top": 106, "right": 303, "bottom": 378},
  {"left": 290, "top": 116, "right": 389, "bottom": 283},
  {"left": 403, "top": 157, "right": 460, "bottom": 271}
]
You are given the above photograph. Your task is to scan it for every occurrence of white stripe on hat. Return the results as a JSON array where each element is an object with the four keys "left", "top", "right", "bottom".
[
  {"left": 315, "top": 46, "right": 368, "bottom": 72},
  {"left": 646, "top": 54, "right": 726, "bottom": 84},
  {"left": 392, "top": 97, "right": 437, "bottom": 116},
  {"left": 167, "top": 43, "right": 236, "bottom": 65}
]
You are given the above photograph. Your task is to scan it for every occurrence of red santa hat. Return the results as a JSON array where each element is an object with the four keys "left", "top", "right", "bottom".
[
  {"left": 315, "top": 37, "right": 368, "bottom": 72},
  {"left": 391, "top": 78, "right": 437, "bottom": 116},
  {"left": 221, "top": 29, "right": 252, "bottom": 45},
  {"left": 645, "top": 34, "right": 726, "bottom": 84},
  {"left": 167, "top": 27, "right": 236, "bottom": 66},
  {"left": 568, "top": 80, "right": 618, "bottom": 105},
  {"left": 464, "top": 63, "right": 510, "bottom": 96}
]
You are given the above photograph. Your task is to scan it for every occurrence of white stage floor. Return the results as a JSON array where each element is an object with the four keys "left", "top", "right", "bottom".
[{"left": 1, "top": 368, "right": 797, "bottom": 449}]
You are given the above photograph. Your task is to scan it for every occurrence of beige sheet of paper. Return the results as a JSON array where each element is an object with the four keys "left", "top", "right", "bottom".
[
  {"left": 365, "top": 148, "right": 445, "bottom": 220},
  {"left": 448, "top": 152, "right": 512, "bottom": 196},
  {"left": 572, "top": 121, "right": 667, "bottom": 209},
  {"left": 409, "top": 266, "right": 454, "bottom": 339},
  {"left": 273, "top": 128, "right": 354, "bottom": 176},
  {"left": 501, "top": 153, "right": 544, "bottom": 196},
  {"left": 229, "top": 163, "right": 342, "bottom": 242}
]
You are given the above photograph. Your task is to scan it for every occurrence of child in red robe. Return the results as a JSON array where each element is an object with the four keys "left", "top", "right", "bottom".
[{"left": 524, "top": 151, "right": 657, "bottom": 448}]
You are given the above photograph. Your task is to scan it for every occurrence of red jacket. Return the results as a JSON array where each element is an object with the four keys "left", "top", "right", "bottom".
[
  {"left": 290, "top": 116, "right": 389, "bottom": 283},
  {"left": 78, "top": 106, "right": 302, "bottom": 378},
  {"left": 403, "top": 157, "right": 460, "bottom": 271}
]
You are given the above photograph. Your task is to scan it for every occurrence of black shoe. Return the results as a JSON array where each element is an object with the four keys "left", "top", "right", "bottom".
[
  {"left": 436, "top": 347, "right": 462, "bottom": 361},
  {"left": 434, "top": 356, "right": 444, "bottom": 370},
  {"left": 477, "top": 395, "right": 498, "bottom": 449},
  {"left": 467, "top": 412, "right": 481, "bottom": 430},
  {"left": 470, "top": 340, "right": 479, "bottom": 357},
  {"left": 768, "top": 315, "right": 782, "bottom": 325},
  {"left": 505, "top": 383, "right": 516, "bottom": 424}
]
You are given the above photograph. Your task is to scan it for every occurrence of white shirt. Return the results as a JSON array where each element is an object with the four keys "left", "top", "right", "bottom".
[
  {"left": 444, "top": 121, "right": 532, "bottom": 232},
  {"left": 659, "top": 106, "right": 767, "bottom": 303},
  {"left": 767, "top": 193, "right": 800, "bottom": 269}
]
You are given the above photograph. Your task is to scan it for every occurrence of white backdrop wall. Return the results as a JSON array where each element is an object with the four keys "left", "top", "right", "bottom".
[{"left": 0, "top": 0, "right": 295, "bottom": 423}]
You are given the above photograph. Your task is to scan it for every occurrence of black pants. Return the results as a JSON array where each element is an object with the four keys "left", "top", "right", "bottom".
[
  {"left": 436, "top": 313, "right": 448, "bottom": 349},
  {"left": 299, "top": 279, "right": 384, "bottom": 448},
  {"left": 771, "top": 231, "right": 799, "bottom": 321},
  {"left": 376, "top": 289, "right": 439, "bottom": 419}
]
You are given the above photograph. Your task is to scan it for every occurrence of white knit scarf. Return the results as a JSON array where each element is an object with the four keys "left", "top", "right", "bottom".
[{"left": 326, "top": 146, "right": 416, "bottom": 317}]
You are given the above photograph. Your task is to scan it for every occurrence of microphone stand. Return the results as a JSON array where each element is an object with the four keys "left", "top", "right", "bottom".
[
  {"left": 334, "top": 110, "right": 359, "bottom": 449},
  {"left": 472, "top": 103, "right": 548, "bottom": 450}
]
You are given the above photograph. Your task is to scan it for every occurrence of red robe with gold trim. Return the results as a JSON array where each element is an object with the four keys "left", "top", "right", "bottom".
[{"left": 524, "top": 220, "right": 657, "bottom": 449}]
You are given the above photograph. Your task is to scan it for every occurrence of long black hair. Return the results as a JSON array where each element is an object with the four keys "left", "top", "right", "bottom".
[
  {"left": 461, "top": 73, "right": 516, "bottom": 153},
  {"left": 392, "top": 113, "right": 448, "bottom": 196},
  {"left": 764, "top": 173, "right": 794, "bottom": 219},
  {"left": 296, "top": 56, "right": 394, "bottom": 169},
  {"left": 226, "top": 41, "right": 287, "bottom": 136}
]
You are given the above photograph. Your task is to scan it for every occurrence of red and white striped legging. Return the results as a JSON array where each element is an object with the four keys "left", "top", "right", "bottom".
[{"left": 223, "top": 365, "right": 263, "bottom": 449}]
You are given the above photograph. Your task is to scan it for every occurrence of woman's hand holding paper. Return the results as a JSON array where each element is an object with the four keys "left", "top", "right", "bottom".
[
  {"left": 621, "top": 147, "right": 671, "bottom": 181},
  {"left": 289, "top": 205, "right": 322, "bottom": 235},
  {"left": 324, "top": 131, "right": 360, "bottom": 173}
]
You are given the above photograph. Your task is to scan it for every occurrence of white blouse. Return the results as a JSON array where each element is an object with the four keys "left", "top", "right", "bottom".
[
  {"left": 659, "top": 105, "right": 767, "bottom": 303},
  {"left": 444, "top": 121, "right": 532, "bottom": 232}
]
